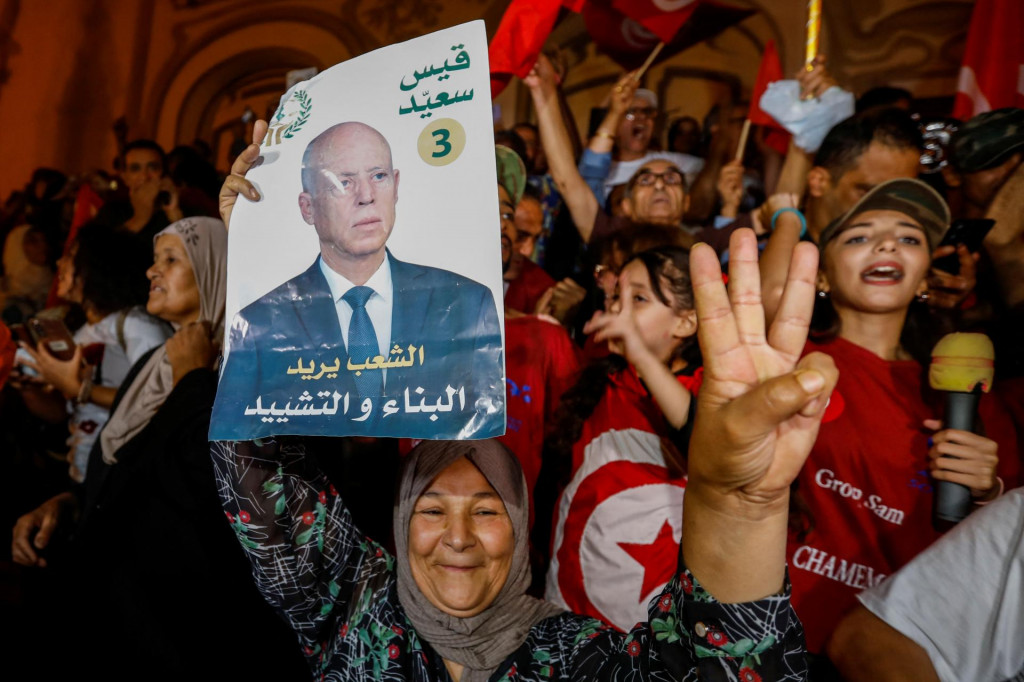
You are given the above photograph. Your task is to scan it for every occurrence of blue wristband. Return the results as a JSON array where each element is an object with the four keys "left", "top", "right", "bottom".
[{"left": 771, "top": 207, "right": 807, "bottom": 237}]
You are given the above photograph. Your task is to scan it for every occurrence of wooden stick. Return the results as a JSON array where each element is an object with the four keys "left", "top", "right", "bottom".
[
  {"left": 735, "top": 119, "right": 751, "bottom": 162},
  {"left": 632, "top": 42, "right": 665, "bottom": 82}
]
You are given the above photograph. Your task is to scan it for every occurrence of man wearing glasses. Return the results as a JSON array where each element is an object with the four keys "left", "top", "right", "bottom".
[{"left": 581, "top": 82, "right": 703, "bottom": 204}]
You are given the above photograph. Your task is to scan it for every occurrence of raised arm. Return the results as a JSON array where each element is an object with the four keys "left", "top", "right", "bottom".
[
  {"left": 686, "top": 228, "right": 837, "bottom": 602},
  {"left": 524, "top": 55, "right": 599, "bottom": 243},
  {"left": 211, "top": 439, "right": 391, "bottom": 643},
  {"left": 757, "top": 193, "right": 803, "bottom": 326}
]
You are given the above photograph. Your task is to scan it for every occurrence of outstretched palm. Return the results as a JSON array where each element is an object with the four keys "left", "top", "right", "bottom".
[{"left": 689, "top": 229, "right": 837, "bottom": 507}]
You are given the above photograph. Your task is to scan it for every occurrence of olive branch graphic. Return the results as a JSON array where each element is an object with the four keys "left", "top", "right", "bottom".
[{"left": 282, "top": 90, "right": 312, "bottom": 139}]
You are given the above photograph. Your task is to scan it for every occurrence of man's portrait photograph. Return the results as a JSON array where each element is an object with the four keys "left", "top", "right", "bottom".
[{"left": 210, "top": 23, "right": 505, "bottom": 440}]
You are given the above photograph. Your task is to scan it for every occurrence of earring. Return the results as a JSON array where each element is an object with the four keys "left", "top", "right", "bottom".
[
  {"left": 816, "top": 289, "right": 829, "bottom": 299},
  {"left": 916, "top": 290, "right": 930, "bottom": 303}
]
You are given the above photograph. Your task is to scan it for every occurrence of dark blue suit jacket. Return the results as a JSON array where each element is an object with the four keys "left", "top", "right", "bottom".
[{"left": 210, "top": 253, "right": 504, "bottom": 440}]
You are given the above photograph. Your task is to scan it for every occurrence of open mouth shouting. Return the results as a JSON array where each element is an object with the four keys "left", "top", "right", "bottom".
[{"left": 860, "top": 261, "right": 904, "bottom": 284}]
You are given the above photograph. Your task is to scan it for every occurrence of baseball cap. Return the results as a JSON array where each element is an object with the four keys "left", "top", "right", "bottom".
[
  {"left": 634, "top": 88, "right": 658, "bottom": 109},
  {"left": 818, "top": 178, "right": 950, "bottom": 251},
  {"left": 950, "top": 107, "right": 1024, "bottom": 173},
  {"left": 495, "top": 144, "right": 526, "bottom": 205}
]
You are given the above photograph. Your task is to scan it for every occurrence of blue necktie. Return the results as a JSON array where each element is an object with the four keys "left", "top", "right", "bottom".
[{"left": 342, "top": 286, "right": 382, "bottom": 402}]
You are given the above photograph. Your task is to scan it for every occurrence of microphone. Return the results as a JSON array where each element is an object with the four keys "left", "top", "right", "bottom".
[{"left": 928, "top": 332, "right": 995, "bottom": 524}]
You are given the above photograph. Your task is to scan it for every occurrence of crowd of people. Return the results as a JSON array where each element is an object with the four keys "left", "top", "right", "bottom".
[{"left": 2, "top": 43, "right": 1023, "bottom": 682}]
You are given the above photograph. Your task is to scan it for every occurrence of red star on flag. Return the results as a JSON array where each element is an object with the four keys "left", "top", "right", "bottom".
[{"left": 618, "top": 519, "right": 679, "bottom": 604}]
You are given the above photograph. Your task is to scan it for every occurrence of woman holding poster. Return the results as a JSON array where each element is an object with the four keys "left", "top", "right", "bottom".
[{"left": 217, "top": 138, "right": 827, "bottom": 680}]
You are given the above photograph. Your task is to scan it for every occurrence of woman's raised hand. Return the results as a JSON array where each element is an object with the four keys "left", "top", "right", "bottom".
[
  {"left": 219, "top": 120, "right": 269, "bottom": 230},
  {"left": 166, "top": 321, "right": 217, "bottom": 386},
  {"left": 683, "top": 229, "right": 838, "bottom": 602},
  {"left": 688, "top": 228, "right": 836, "bottom": 505}
]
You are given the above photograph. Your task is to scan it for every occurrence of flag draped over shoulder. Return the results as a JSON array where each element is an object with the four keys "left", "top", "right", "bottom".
[{"left": 952, "top": 0, "right": 1024, "bottom": 120}]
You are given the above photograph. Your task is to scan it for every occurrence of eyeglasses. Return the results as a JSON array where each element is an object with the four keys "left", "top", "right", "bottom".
[
  {"left": 632, "top": 169, "right": 684, "bottom": 187},
  {"left": 625, "top": 107, "right": 657, "bottom": 121}
]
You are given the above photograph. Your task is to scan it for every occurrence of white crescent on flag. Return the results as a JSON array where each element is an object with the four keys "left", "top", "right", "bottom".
[{"left": 545, "top": 428, "right": 686, "bottom": 632}]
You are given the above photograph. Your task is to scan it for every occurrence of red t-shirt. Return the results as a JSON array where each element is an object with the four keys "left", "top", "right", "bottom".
[
  {"left": 504, "top": 257, "right": 556, "bottom": 315},
  {"left": 545, "top": 364, "right": 702, "bottom": 632},
  {"left": 498, "top": 316, "right": 581, "bottom": 502},
  {"left": 789, "top": 336, "right": 1021, "bottom": 652}
]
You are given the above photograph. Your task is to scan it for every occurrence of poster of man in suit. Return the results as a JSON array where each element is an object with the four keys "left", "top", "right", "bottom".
[{"left": 210, "top": 21, "right": 504, "bottom": 441}]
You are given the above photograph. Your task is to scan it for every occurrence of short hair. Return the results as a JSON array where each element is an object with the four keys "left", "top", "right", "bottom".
[
  {"left": 513, "top": 122, "right": 538, "bottom": 137},
  {"left": 493, "top": 129, "right": 528, "bottom": 166},
  {"left": 813, "top": 108, "right": 923, "bottom": 180},
  {"left": 856, "top": 86, "right": 913, "bottom": 113},
  {"left": 667, "top": 116, "right": 700, "bottom": 151},
  {"left": 73, "top": 222, "right": 152, "bottom": 316},
  {"left": 123, "top": 139, "right": 166, "bottom": 167},
  {"left": 301, "top": 122, "right": 393, "bottom": 194}
]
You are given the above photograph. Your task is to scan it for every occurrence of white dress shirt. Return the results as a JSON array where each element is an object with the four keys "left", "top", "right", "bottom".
[{"left": 319, "top": 254, "right": 393, "bottom": 386}]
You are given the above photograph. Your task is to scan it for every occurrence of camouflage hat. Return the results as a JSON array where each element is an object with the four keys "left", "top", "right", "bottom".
[
  {"left": 495, "top": 144, "right": 526, "bottom": 205},
  {"left": 818, "top": 178, "right": 950, "bottom": 252},
  {"left": 950, "top": 107, "right": 1024, "bottom": 173}
]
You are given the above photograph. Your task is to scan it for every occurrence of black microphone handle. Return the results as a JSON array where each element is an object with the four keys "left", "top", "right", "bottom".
[{"left": 933, "top": 390, "right": 979, "bottom": 523}]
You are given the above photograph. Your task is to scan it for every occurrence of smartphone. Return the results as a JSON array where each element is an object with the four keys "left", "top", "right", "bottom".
[
  {"left": 932, "top": 218, "right": 995, "bottom": 275},
  {"left": 27, "top": 317, "right": 76, "bottom": 361}
]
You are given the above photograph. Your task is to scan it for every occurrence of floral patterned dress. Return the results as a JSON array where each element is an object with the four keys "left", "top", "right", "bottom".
[{"left": 212, "top": 438, "right": 807, "bottom": 682}]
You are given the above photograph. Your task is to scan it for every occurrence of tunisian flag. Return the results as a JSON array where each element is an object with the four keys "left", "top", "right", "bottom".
[
  {"left": 611, "top": 0, "right": 700, "bottom": 44},
  {"left": 952, "top": 0, "right": 1024, "bottom": 120},
  {"left": 748, "top": 40, "right": 791, "bottom": 155},
  {"left": 583, "top": 0, "right": 754, "bottom": 70}
]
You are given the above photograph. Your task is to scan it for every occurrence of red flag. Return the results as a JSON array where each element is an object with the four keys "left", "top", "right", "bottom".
[
  {"left": 748, "top": 40, "right": 783, "bottom": 126},
  {"left": 952, "top": 0, "right": 1024, "bottom": 120},
  {"left": 611, "top": 0, "right": 698, "bottom": 44},
  {"left": 747, "top": 40, "right": 791, "bottom": 155},
  {"left": 583, "top": 0, "right": 754, "bottom": 71},
  {"left": 489, "top": 0, "right": 564, "bottom": 98}
]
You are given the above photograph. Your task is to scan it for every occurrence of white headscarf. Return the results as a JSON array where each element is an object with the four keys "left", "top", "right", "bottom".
[{"left": 99, "top": 217, "right": 227, "bottom": 462}]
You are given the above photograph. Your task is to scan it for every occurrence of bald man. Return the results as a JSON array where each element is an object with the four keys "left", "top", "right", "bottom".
[{"left": 211, "top": 122, "right": 503, "bottom": 440}]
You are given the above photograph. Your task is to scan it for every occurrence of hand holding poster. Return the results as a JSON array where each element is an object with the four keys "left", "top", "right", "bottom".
[{"left": 210, "top": 21, "right": 506, "bottom": 442}]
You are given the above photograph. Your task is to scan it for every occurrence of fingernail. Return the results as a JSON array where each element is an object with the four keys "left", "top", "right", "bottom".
[
  {"left": 927, "top": 437, "right": 934, "bottom": 447},
  {"left": 250, "top": 189, "right": 260, "bottom": 200},
  {"left": 795, "top": 370, "right": 825, "bottom": 393}
]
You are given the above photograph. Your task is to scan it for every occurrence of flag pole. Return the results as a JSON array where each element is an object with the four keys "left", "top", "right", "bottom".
[
  {"left": 632, "top": 42, "right": 665, "bottom": 82},
  {"left": 735, "top": 119, "right": 751, "bottom": 162},
  {"left": 805, "top": 0, "right": 821, "bottom": 69}
]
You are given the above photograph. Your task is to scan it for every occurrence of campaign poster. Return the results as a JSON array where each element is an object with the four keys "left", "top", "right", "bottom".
[{"left": 209, "top": 21, "right": 506, "bottom": 441}]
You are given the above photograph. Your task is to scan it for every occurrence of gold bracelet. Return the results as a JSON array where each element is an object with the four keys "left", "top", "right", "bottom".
[{"left": 594, "top": 130, "right": 615, "bottom": 141}]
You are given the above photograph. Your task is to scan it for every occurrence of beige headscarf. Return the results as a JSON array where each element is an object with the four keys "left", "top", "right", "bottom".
[
  {"left": 394, "top": 440, "right": 564, "bottom": 682},
  {"left": 99, "top": 217, "right": 227, "bottom": 462}
]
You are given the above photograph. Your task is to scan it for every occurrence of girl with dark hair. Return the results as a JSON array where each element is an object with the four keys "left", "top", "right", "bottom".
[
  {"left": 17, "top": 224, "right": 170, "bottom": 481},
  {"left": 774, "top": 179, "right": 1021, "bottom": 657},
  {"left": 540, "top": 245, "right": 703, "bottom": 632}
]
